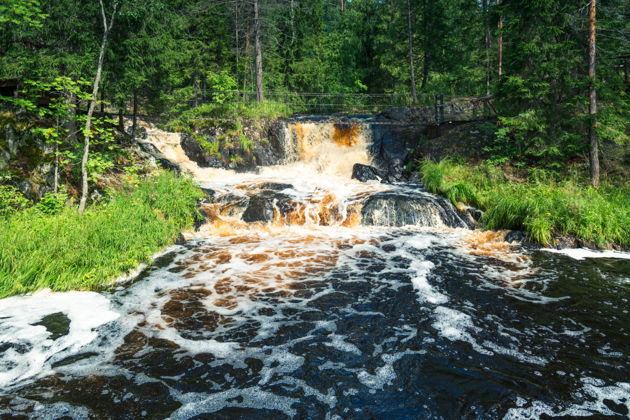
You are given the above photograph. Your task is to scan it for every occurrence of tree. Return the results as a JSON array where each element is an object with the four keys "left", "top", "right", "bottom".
[
  {"left": 0, "top": 0, "right": 46, "bottom": 27},
  {"left": 406, "top": 0, "right": 417, "bottom": 103},
  {"left": 79, "top": 0, "right": 118, "bottom": 213},
  {"left": 254, "top": 0, "right": 264, "bottom": 103},
  {"left": 588, "top": 0, "right": 599, "bottom": 187}
]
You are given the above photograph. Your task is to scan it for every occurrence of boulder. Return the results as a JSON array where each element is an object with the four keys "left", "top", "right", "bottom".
[
  {"left": 361, "top": 191, "right": 470, "bottom": 228},
  {"left": 351, "top": 164, "right": 383, "bottom": 182},
  {"left": 258, "top": 183, "right": 293, "bottom": 191},
  {"left": 242, "top": 196, "right": 275, "bottom": 223},
  {"left": 181, "top": 133, "right": 224, "bottom": 168}
]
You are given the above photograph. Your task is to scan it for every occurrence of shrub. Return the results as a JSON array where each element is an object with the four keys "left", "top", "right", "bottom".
[{"left": 0, "top": 185, "right": 30, "bottom": 217}]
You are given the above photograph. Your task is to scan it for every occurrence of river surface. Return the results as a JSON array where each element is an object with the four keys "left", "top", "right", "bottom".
[{"left": 0, "top": 120, "right": 629, "bottom": 419}]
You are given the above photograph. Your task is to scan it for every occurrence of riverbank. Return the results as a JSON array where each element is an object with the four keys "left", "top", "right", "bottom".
[
  {"left": 419, "top": 159, "right": 630, "bottom": 249},
  {"left": 0, "top": 172, "right": 202, "bottom": 298}
]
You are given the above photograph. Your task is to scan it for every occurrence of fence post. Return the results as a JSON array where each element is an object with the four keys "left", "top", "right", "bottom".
[{"left": 434, "top": 94, "right": 445, "bottom": 125}]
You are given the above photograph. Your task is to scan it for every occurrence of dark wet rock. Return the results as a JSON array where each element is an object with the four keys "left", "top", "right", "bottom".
[
  {"left": 126, "top": 125, "right": 148, "bottom": 140},
  {"left": 461, "top": 206, "right": 484, "bottom": 226},
  {"left": 179, "top": 120, "right": 290, "bottom": 171},
  {"left": 18, "top": 374, "right": 181, "bottom": 418},
  {"left": 175, "top": 233, "right": 187, "bottom": 245},
  {"left": 190, "top": 407, "right": 290, "bottom": 420},
  {"left": 505, "top": 231, "right": 528, "bottom": 244},
  {"left": 258, "top": 182, "right": 293, "bottom": 191},
  {"left": 137, "top": 141, "right": 161, "bottom": 156},
  {"left": 181, "top": 133, "right": 224, "bottom": 168},
  {"left": 242, "top": 196, "right": 275, "bottom": 223},
  {"left": 352, "top": 163, "right": 384, "bottom": 182},
  {"left": 32, "top": 312, "right": 70, "bottom": 341},
  {"left": 241, "top": 190, "right": 295, "bottom": 223},
  {"left": 51, "top": 352, "right": 99, "bottom": 368},
  {"left": 361, "top": 191, "right": 470, "bottom": 228},
  {"left": 200, "top": 187, "right": 216, "bottom": 199},
  {"left": 505, "top": 230, "right": 539, "bottom": 249},
  {"left": 156, "top": 157, "right": 181, "bottom": 173}
]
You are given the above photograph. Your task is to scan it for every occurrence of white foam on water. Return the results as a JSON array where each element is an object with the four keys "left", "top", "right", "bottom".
[
  {"left": 324, "top": 334, "right": 362, "bottom": 355},
  {"left": 155, "top": 328, "right": 239, "bottom": 358},
  {"left": 0, "top": 290, "right": 119, "bottom": 389},
  {"left": 357, "top": 350, "right": 418, "bottom": 391},
  {"left": 409, "top": 260, "right": 446, "bottom": 304},
  {"left": 504, "top": 377, "right": 630, "bottom": 419},
  {"left": 168, "top": 387, "right": 298, "bottom": 419},
  {"left": 542, "top": 248, "right": 630, "bottom": 260}
]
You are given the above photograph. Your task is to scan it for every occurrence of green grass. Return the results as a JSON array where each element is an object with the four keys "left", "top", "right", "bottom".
[
  {"left": 420, "top": 159, "right": 630, "bottom": 248},
  {"left": 0, "top": 172, "right": 203, "bottom": 298}
]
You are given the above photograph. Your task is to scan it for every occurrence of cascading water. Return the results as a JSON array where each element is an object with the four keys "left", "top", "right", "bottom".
[{"left": 0, "top": 118, "right": 629, "bottom": 419}]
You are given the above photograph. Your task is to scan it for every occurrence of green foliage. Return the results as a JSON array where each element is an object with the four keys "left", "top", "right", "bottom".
[
  {"left": 421, "top": 159, "right": 630, "bottom": 248},
  {"left": 0, "top": 0, "right": 47, "bottom": 27},
  {"left": 493, "top": 0, "right": 629, "bottom": 167},
  {"left": 0, "top": 185, "right": 30, "bottom": 217},
  {"left": 35, "top": 191, "right": 68, "bottom": 215},
  {"left": 0, "top": 172, "right": 202, "bottom": 297}
]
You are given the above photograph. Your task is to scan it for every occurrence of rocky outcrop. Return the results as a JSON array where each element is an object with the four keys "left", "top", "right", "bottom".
[
  {"left": 180, "top": 119, "right": 290, "bottom": 171},
  {"left": 351, "top": 164, "right": 384, "bottom": 182},
  {"left": 361, "top": 190, "right": 471, "bottom": 228}
]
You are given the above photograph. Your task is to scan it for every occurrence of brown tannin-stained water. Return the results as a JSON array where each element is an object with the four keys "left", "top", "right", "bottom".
[{"left": 1, "top": 118, "right": 629, "bottom": 419}]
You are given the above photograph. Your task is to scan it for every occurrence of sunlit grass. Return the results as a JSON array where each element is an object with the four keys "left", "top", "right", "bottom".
[
  {"left": 0, "top": 172, "right": 202, "bottom": 298},
  {"left": 421, "top": 159, "right": 630, "bottom": 248}
]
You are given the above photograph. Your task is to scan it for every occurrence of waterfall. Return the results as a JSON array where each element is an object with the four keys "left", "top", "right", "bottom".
[{"left": 136, "top": 118, "right": 469, "bottom": 231}]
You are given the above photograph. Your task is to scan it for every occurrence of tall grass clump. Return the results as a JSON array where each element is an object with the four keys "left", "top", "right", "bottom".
[
  {"left": 420, "top": 159, "right": 630, "bottom": 248},
  {"left": 0, "top": 172, "right": 202, "bottom": 298}
]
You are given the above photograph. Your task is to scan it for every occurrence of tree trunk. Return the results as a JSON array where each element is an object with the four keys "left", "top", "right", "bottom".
[
  {"left": 53, "top": 143, "right": 59, "bottom": 194},
  {"left": 421, "top": 52, "right": 429, "bottom": 89},
  {"left": 131, "top": 91, "right": 138, "bottom": 140},
  {"left": 118, "top": 108, "right": 124, "bottom": 132},
  {"left": 406, "top": 0, "right": 417, "bottom": 104},
  {"left": 234, "top": 0, "right": 240, "bottom": 87},
  {"left": 588, "top": 0, "right": 599, "bottom": 187},
  {"left": 341, "top": 0, "right": 345, "bottom": 12},
  {"left": 497, "top": 0, "right": 503, "bottom": 78},
  {"left": 64, "top": 91, "right": 77, "bottom": 142},
  {"left": 254, "top": 0, "right": 264, "bottom": 103},
  {"left": 79, "top": 0, "right": 118, "bottom": 213},
  {"left": 482, "top": 0, "right": 490, "bottom": 95}
]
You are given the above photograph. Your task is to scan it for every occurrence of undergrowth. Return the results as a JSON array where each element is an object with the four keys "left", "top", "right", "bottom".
[
  {"left": 0, "top": 172, "right": 202, "bottom": 298},
  {"left": 164, "top": 102, "right": 297, "bottom": 132},
  {"left": 421, "top": 159, "right": 630, "bottom": 248}
]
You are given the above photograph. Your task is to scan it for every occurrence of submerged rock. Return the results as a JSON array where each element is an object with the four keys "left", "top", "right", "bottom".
[
  {"left": 351, "top": 164, "right": 384, "bottom": 182},
  {"left": 361, "top": 191, "right": 470, "bottom": 228},
  {"left": 242, "top": 196, "right": 275, "bottom": 223},
  {"left": 257, "top": 182, "right": 293, "bottom": 191},
  {"left": 32, "top": 312, "right": 71, "bottom": 341}
]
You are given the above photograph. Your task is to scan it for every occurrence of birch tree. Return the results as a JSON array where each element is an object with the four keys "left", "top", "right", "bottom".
[{"left": 79, "top": 0, "right": 119, "bottom": 213}]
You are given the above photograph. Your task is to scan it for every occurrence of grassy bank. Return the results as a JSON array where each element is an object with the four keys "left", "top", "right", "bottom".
[
  {"left": 420, "top": 159, "right": 630, "bottom": 249},
  {"left": 0, "top": 172, "right": 202, "bottom": 298}
]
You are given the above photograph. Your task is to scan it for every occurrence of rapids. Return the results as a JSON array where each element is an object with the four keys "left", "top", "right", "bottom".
[{"left": 0, "top": 119, "right": 629, "bottom": 419}]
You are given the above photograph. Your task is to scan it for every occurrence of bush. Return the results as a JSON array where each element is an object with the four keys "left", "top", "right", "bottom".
[
  {"left": 0, "top": 172, "right": 202, "bottom": 297},
  {"left": 0, "top": 185, "right": 30, "bottom": 217}
]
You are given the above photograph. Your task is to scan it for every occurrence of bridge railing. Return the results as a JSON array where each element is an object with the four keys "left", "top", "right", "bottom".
[{"left": 194, "top": 90, "right": 448, "bottom": 114}]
